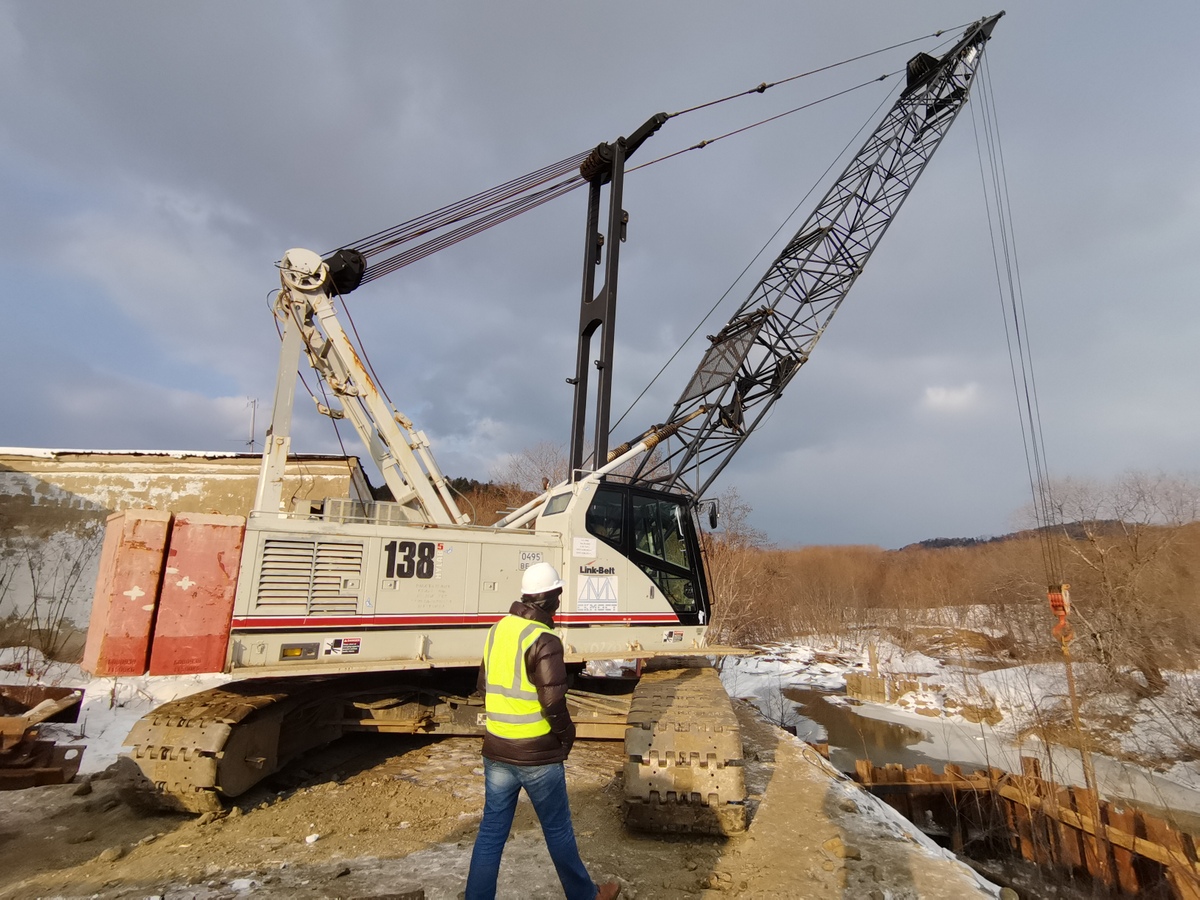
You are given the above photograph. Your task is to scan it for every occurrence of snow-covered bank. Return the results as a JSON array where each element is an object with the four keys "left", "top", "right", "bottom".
[
  {"left": 0, "top": 646, "right": 229, "bottom": 775},
  {"left": 720, "top": 641, "right": 1200, "bottom": 822}
]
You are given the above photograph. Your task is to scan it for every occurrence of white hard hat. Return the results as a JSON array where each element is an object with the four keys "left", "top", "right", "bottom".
[{"left": 522, "top": 562, "right": 564, "bottom": 596}]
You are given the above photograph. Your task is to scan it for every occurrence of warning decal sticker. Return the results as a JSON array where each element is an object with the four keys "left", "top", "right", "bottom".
[{"left": 323, "top": 637, "right": 362, "bottom": 656}]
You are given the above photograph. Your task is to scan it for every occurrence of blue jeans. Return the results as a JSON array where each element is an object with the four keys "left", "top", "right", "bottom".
[{"left": 465, "top": 758, "right": 596, "bottom": 900}]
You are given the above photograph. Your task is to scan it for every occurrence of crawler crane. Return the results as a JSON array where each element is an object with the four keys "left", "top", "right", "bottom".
[{"left": 104, "top": 14, "right": 1004, "bottom": 830}]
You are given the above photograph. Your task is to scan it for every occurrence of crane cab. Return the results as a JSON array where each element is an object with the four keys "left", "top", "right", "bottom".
[{"left": 536, "top": 479, "right": 710, "bottom": 633}]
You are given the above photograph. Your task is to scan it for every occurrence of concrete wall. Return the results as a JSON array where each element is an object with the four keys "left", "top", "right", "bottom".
[{"left": 0, "top": 449, "right": 372, "bottom": 659}]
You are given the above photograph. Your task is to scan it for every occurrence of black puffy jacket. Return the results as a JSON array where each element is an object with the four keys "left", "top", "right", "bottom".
[{"left": 477, "top": 599, "right": 576, "bottom": 765}]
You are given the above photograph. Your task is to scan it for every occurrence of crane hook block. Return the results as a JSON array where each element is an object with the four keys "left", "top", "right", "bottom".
[{"left": 324, "top": 248, "right": 367, "bottom": 296}]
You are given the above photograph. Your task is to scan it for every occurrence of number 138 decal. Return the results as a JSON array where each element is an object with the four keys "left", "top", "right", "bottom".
[{"left": 384, "top": 540, "right": 437, "bottom": 579}]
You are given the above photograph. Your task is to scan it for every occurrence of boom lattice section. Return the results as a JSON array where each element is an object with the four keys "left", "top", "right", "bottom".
[{"left": 632, "top": 15, "right": 1001, "bottom": 498}]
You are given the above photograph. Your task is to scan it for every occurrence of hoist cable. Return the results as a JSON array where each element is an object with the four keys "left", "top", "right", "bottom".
[
  {"left": 988, "top": 58, "right": 1060, "bottom": 579},
  {"left": 973, "top": 86, "right": 1044, "bottom": 571},
  {"left": 974, "top": 59, "right": 1106, "bottom": 865},
  {"left": 971, "top": 55, "right": 1061, "bottom": 582},
  {"left": 361, "top": 173, "right": 585, "bottom": 283},
  {"left": 358, "top": 71, "right": 894, "bottom": 286}
]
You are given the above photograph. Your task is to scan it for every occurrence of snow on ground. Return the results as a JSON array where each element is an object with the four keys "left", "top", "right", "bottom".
[
  {"left": 0, "top": 646, "right": 230, "bottom": 775},
  {"left": 720, "top": 638, "right": 1200, "bottom": 822}
]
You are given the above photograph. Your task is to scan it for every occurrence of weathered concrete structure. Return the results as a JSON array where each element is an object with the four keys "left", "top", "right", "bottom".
[{"left": 0, "top": 449, "right": 371, "bottom": 659}]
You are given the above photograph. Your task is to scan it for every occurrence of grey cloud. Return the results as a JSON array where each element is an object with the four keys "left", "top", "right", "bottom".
[{"left": 4, "top": 1, "right": 1200, "bottom": 548}]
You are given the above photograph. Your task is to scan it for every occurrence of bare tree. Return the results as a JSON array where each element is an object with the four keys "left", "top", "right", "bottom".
[
  {"left": 489, "top": 441, "right": 570, "bottom": 510},
  {"left": 8, "top": 524, "right": 104, "bottom": 662},
  {"left": 1050, "top": 471, "right": 1200, "bottom": 695},
  {"left": 701, "top": 487, "right": 779, "bottom": 645}
]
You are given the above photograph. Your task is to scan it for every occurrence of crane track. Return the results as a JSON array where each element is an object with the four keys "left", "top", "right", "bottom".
[
  {"left": 623, "top": 663, "right": 748, "bottom": 835},
  {"left": 125, "top": 663, "right": 746, "bottom": 829},
  {"left": 124, "top": 676, "right": 347, "bottom": 813}
]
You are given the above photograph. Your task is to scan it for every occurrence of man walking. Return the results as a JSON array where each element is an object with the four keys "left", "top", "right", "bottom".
[{"left": 465, "top": 562, "right": 620, "bottom": 900}]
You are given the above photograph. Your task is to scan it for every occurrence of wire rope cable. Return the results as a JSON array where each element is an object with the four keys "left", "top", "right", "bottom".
[
  {"left": 610, "top": 83, "right": 901, "bottom": 436},
  {"left": 666, "top": 22, "right": 970, "bottom": 118},
  {"left": 320, "top": 23, "right": 971, "bottom": 288},
  {"left": 971, "top": 52, "right": 1062, "bottom": 583}
]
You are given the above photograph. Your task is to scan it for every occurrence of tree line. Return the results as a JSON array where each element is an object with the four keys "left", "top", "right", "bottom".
[{"left": 705, "top": 472, "right": 1200, "bottom": 698}]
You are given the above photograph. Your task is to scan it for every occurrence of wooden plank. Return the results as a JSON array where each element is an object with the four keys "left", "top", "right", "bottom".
[
  {"left": 1105, "top": 805, "right": 1139, "bottom": 895},
  {"left": 998, "top": 784, "right": 1200, "bottom": 877},
  {"left": 1010, "top": 780, "right": 1036, "bottom": 863},
  {"left": 886, "top": 764, "right": 911, "bottom": 819},
  {"left": 913, "top": 764, "right": 935, "bottom": 783},
  {"left": 1069, "top": 786, "right": 1104, "bottom": 885},
  {"left": 1020, "top": 756, "right": 1042, "bottom": 780},
  {"left": 1142, "top": 809, "right": 1200, "bottom": 900},
  {"left": 1055, "top": 787, "right": 1085, "bottom": 875},
  {"left": 853, "top": 757, "right": 1200, "bottom": 896},
  {"left": 1024, "top": 775, "right": 1054, "bottom": 870}
]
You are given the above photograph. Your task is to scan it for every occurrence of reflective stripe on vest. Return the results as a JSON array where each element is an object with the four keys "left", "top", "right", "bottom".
[{"left": 483, "top": 614, "right": 553, "bottom": 738}]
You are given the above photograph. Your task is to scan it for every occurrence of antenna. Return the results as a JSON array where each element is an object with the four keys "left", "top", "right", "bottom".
[{"left": 246, "top": 397, "right": 258, "bottom": 451}]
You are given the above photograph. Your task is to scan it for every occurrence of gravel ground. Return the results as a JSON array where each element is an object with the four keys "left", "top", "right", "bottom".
[{"left": 0, "top": 702, "right": 1000, "bottom": 899}]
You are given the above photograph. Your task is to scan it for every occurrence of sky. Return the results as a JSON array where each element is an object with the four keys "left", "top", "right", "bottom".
[{"left": 2, "top": 1, "right": 1198, "bottom": 550}]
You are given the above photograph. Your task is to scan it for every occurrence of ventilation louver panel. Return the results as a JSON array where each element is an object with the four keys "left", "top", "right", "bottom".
[{"left": 258, "top": 538, "right": 364, "bottom": 615}]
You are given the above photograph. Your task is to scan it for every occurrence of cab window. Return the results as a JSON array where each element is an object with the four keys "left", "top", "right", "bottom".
[
  {"left": 632, "top": 495, "right": 691, "bottom": 569},
  {"left": 638, "top": 563, "right": 697, "bottom": 613},
  {"left": 585, "top": 486, "right": 624, "bottom": 546}
]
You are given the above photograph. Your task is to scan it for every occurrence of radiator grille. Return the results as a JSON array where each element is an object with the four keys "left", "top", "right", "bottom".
[{"left": 257, "top": 538, "right": 364, "bottom": 615}]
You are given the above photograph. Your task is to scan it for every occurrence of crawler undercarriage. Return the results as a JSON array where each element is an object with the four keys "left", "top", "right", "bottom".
[{"left": 125, "top": 659, "right": 747, "bottom": 835}]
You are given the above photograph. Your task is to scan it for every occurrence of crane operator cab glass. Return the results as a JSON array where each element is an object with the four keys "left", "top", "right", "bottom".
[{"left": 585, "top": 483, "right": 710, "bottom": 626}]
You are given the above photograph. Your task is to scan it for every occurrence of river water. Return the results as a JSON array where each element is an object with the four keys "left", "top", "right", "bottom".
[{"left": 782, "top": 685, "right": 984, "bottom": 775}]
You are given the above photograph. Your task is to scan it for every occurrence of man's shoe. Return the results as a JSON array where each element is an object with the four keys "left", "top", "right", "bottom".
[{"left": 596, "top": 881, "right": 621, "bottom": 900}]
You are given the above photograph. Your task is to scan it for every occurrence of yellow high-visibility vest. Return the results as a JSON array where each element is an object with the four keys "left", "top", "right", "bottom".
[{"left": 483, "top": 614, "right": 553, "bottom": 739}]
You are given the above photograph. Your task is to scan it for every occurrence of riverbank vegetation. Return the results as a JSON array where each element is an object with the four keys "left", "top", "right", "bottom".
[
  {"left": 706, "top": 472, "right": 1200, "bottom": 681},
  {"left": 703, "top": 471, "right": 1200, "bottom": 780}
]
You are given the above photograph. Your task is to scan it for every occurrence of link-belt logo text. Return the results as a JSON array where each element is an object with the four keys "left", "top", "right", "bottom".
[{"left": 579, "top": 565, "right": 615, "bottom": 575}]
